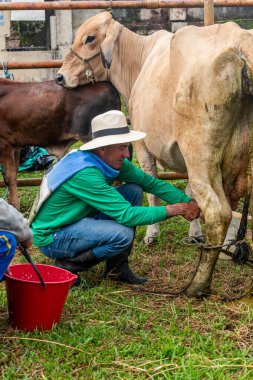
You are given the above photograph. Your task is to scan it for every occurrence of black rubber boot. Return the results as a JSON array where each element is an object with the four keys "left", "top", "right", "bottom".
[
  {"left": 102, "top": 250, "right": 147, "bottom": 285},
  {"left": 54, "top": 250, "right": 103, "bottom": 273}
]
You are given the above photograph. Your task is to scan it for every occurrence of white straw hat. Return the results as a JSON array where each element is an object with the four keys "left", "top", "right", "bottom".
[{"left": 80, "top": 110, "right": 146, "bottom": 150}]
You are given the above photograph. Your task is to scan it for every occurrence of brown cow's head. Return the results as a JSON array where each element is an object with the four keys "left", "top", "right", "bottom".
[{"left": 56, "top": 12, "right": 122, "bottom": 88}]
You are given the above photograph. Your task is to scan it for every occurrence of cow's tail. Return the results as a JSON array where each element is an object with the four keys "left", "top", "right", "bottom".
[
  {"left": 226, "top": 153, "right": 252, "bottom": 264},
  {"left": 229, "top": 180, "right": 251, "bottom": 264}
]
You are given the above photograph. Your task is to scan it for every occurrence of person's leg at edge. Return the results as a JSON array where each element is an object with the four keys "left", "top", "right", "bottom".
[{"left": 0, "top": 232, "right": 17, "bottom": 281}]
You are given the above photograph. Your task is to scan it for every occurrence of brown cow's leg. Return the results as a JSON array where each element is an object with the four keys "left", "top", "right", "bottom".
[
  {"left": 14, "top": 149, "right": 20, "bottom": 173},
  {"left": 0, "top": 144, "right": 20, "bottom": 210}
]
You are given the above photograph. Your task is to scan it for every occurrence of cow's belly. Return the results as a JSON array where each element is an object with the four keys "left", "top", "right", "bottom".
[
  {"left": 145, "top": 137, "right": 187, "bottom": 173},
  {"left": 130, "top": 73, "right": 187, "bottom": 172}
]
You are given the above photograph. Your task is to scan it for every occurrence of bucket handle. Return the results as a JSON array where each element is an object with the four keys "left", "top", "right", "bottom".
[{"left": 18, "top": 244, "right": 46, "bottom": 288}]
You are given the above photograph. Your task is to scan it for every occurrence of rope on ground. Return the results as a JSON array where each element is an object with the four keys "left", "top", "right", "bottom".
[
  {"left": 132, "top": 245, "right": 204, "bottom": 297},
  {"left": 184, "top": 236, "right": 253, "bottom": 301},
  {"left": 132, "top": 236, "right": 253, "bottom": 299}
]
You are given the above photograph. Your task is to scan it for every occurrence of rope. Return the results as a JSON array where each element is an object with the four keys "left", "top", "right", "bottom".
[
  {"left": 185, "top": 235, "right": 253, "bottom": 265},
  {"left": 222, "top": 278, "right": 253, "bottom": 302},
  {"left": 133, "top": 227, "right": 253, "bottom": 299},
  {"left": 133, "top": 247, "right": 204, "bottom": 296},
  {"left": 107, "top": 0, "right": 113, "bottom": 13}
]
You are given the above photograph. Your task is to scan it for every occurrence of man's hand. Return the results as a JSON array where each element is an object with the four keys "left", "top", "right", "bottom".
[
  {"left": 17, "top": 239, "right": 33, "bottom": 251},
  {"left": 165, "top": 200, "right": 201, "bottom": 222}
]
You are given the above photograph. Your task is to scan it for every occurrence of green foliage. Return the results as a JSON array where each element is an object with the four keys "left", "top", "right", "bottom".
[
  {"left": 11, "top": 21, "right": 46, "bottom": 47},
  {"left": 220, "top": 19, "right": 253, "bottom": 30}
]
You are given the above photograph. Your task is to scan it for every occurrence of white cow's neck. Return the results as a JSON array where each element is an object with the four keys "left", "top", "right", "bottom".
[{"left": 109, "top": 26, "right": 155, "bottom": 103}]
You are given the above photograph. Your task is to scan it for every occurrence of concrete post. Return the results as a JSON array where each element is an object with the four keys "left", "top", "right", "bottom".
[
  {"left": 55, "top": 8, "right": 72, "bottom": 50},
  {"left": 0, "top": 10, "right": 10, "bottom": 50},
  {"left": 50, "top": 15, "right": 57, "bottom": 50}
]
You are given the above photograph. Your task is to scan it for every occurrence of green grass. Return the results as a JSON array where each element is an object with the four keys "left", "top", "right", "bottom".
[{"left": 1, "top": 159, "right": 253, "bottom": 379}]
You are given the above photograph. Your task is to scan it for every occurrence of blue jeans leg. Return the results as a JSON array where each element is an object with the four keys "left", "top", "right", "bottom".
[
  {"left": 39, "top": 184, "right": 143, "bottom": 261},
  {"left": 0, "top": 232, "right": 17, "bottom": 281}
]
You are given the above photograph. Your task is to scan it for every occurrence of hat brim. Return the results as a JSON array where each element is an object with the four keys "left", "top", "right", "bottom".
[{"left": 80, "top": 130, "right": 146, "bottom": 150}]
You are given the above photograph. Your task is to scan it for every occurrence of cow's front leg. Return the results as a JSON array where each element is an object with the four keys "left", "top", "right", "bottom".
[
  {"left": 135, "top": 140, "right": 161, "bottom": 244},
  {"left": 0, "top": 145, "right": 20, "bottom": 210},
  {"left": 185, "top": 174, "right": 232, "bottom": 297},
  {"left": 185, "top": 183, "right": 203, "bottom": 242},
  {"left": 145, "top": 193, "right": 161, "bottom": 244}
]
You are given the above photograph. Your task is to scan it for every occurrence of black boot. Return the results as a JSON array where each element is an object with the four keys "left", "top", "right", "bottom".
[
  {"left": 54, "top": 250, "right": 103, "bottom": 273},
  {"left": 102, "top": 250, "right": 147, "bottom": 285}
]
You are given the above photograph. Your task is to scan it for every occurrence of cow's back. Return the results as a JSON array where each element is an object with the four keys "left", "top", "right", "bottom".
[
  {"left": 132, "top": 23, "right": 253, "bottom": 169},
  {"left": 64, "top": 81, "right": 121, "bottom": 142},
  {"left": 0, "top": 79, "right": 120, "bottom": 151}
]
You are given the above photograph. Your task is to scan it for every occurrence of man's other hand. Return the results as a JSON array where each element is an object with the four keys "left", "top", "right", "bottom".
[{"left": 165, "top": 200, "right": 201, "bottom": 221}]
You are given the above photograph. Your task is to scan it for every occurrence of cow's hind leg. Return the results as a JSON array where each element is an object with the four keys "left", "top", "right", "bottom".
[{"left": 135, "top": 140, "right": 160, "bottom": 244}]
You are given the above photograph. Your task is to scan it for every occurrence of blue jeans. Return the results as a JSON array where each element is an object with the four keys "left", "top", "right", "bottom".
[
  {"left": 0, "top": 231, "right": 17, "bottom": 281},
  {"left": 39, "top": 184, "right": 143, "bottom": 260}
]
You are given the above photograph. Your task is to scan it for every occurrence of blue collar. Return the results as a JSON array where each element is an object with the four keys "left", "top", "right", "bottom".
[{"left": 47, "top": 150, "right": 120, "bottom": 191}]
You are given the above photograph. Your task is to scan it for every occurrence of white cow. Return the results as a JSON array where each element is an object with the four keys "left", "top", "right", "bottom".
[{"left": 56, "top": 12, "right": 253, "bottom": 297}]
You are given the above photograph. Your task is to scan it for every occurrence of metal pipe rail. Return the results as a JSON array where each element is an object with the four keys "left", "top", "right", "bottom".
[
  {"left": 0, "top": 0, "right": 248, "bottom": 70},
  {"left": 0, "top": 172, "right": 188, "bottom": 188},
  {"left": 2, "top": 61, "right": 63, "bottom": 70},
  {"left": 0, "top": 0, "right": 252, "bottom": 11}
]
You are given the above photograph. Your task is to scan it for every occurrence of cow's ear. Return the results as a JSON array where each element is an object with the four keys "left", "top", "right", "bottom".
[{"left": 100, "top": 20, "right": 122, "bottom": 69}]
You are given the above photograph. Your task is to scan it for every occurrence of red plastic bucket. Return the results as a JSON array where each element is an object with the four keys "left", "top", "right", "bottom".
[{"left": 5, "top": 264, "right": 77, "bottom": 331}]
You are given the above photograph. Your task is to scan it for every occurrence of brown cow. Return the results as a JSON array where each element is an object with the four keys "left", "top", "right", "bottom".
[{"left": 0, "top": 79, "right": 120, "bottom": 209}]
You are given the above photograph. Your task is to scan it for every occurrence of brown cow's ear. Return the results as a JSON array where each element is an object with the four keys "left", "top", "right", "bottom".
[{"left": 100, "top": 20, "right": 122, "bottom": 69}]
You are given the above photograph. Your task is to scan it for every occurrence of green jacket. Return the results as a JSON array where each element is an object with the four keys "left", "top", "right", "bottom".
[{"left": 31, "top": 158, "right": 191, "bottom": 247}]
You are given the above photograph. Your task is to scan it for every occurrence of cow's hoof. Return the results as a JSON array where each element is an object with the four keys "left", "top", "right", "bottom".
[
  {"left": 218, "top": 252, "right": 232, "bottom": 261},
  {"left": 184, "top": 286, "right": 212, "bottom": 299},
  {"left": 143, "top": 236, "right": 158, "bottom": 245},
  {"left": 187, "top": 235, "right": 205, "bottom": 244}
]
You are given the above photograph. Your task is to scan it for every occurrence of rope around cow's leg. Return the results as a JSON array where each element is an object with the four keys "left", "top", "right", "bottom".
[
  {"left": 184, "top": 236, "right": 253, "bottom": 265},
  {"left": 130, "top": 246, "right": 205, "bottom": 297}
]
